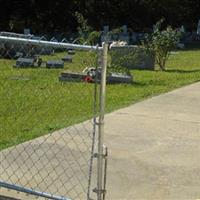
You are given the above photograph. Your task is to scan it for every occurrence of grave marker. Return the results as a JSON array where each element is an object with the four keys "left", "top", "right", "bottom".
[
  {"left": 68, "top": 49, "right": 75, "bottom": 55},
  {"left": 24, "top": 28, "right": 30, "bottom": 35},
  {"left": 14, "top": 58, "right": 35, "bottom": 68},
  {"left": 103, "top": 25, "right": 109, "bottom": 33},
  {"left": 62, "top": 55, "right": 73, "bottom": 63},
  {"left": 46, "top": 60, "right": 64, "bottom": 68},
  {"left": 180, "top": 25, "right": 185, "bottom": 33}
]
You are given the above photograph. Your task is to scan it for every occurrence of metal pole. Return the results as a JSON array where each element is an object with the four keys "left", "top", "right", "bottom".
[
  {"left": 0, "top": 181, "right": 71, "bottom": 200},
  {"left": 0, "top": 36, "right": 102, "bottom": 51},
  {"left": 97, "top": 43, "right": 108, "bottom": 200}
]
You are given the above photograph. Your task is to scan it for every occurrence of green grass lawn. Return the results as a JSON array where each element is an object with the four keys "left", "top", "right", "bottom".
[{"left": 0, "top": 49, "right": 200, "bottom": 150}]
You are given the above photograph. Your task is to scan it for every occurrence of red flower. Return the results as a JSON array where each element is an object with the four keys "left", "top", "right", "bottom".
[{"left": 83, "top": 75, "right": 93, "bottom": 83}]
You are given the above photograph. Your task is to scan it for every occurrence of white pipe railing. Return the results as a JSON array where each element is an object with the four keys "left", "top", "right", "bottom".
[{"left": 0, "top": 36, "right": 102, "bottom": 51}]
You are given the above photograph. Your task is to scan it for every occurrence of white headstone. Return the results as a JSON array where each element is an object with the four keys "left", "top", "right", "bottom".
[
  {"left": 197, "top": 19, "right": 200, "bottom": 35},
  {"left": 24, "top": 28, "right": 30, "bottom": 35}
]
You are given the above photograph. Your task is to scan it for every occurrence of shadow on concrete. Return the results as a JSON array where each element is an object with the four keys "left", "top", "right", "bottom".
[{"left": 0, "top": 196, "right": 19, "bottom": 200}]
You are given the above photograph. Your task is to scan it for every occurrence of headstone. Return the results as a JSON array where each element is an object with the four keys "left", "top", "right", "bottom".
[
  {"left": 122, "top": 25, "right": 128, "bottom": 34},
  {"left": 59, "top": 72, "right": 85, "bottom": 82},
  {"left": 46, "top": 60, "right": 64, "bottom": 68},
  {"left": 103, "top": 26, "right": 109, "bottom": 33},
  {"left": 131, "top": 32, "right": 137, "bottom": 43},
  {"left": 107, "top": 73, "right": 132, "bottom": 84},
  {"left": 24, "top": 28, "right": 30, "bottom": 35},
  {"left": 177, "top": 43, "right": 185, "bottom": 49},
  {"left": 119, "top": 34, "right": 129, "bottom": 43},
  {"left": 118, "top": 25, "right": 129, "bottom": 43},
  {"left": 14, "top": 52, "right": 24, "bottom": 59},
  {"left": 153, "top": 24, "right": 157, "bottom": 31},
  {"left": 101, "top": 34, "right": 112, "bottom": 43},
  {"left": 197, "top": 19, "right": 200, "bottom": 35},
  {"left": 62, "top": 55, "right": 72, "bottom": 63},
  {"left": 180, "top": 25, "right": 185, "bottom": 33},
  {"left": 110, "top": 46, "right": 155, "bottom": 70},
  {"left": 68, "top": 49, "right": 75, "bottom": 55},
  {"left": 14, "top": 58, "right": 35, "bottom": 68}
]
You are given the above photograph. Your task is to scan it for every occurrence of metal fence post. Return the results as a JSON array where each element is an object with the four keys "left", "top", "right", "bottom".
[{"left": 96, "top": 42, "right": 108, "bottom": 200}]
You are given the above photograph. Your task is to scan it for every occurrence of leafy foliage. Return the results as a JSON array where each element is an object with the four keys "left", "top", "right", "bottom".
[
  {"left": 87, "top": 31, "right": 101, "bottom": 45},
  {"left": 74, "top": 12, "right": 92, "bottom": 44},
  {"left": 143, "top": 19, "right": 181, "bottom": 70},
  {"left": 74, "top": 12, "right": 101, "bottom": 45}
]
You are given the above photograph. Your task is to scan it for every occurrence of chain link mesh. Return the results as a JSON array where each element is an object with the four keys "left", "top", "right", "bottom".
[{"left": 0, "top": 35, "right": 101, "bottom": 200}]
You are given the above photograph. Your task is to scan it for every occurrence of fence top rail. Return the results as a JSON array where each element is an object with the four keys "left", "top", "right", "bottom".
[{"left": 0, "top": 35, "right": 102, "bottom": 51}]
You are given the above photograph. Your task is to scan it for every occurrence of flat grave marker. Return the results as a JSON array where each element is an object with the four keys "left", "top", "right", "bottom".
[
  {"left": 62, "top": 55, "right": 72, "bottom": 63},
  {"left": 14, "top": 57, "right": 35, "bottom": 68},
  {"left": 46, "top": 60, "right": 64, "bottom": 68}
]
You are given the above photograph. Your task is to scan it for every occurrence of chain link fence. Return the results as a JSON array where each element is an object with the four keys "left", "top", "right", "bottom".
[{"left": 0, "top": 35, "right": 108, "bottom": 200}]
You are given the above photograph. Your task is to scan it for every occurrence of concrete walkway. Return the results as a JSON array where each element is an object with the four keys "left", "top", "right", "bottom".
[
  {"left": 1, "top": 82, "right": 200, "bottom": 200},
  {"left": 105, "top": 82, "right": 200, "bottom": 200}
]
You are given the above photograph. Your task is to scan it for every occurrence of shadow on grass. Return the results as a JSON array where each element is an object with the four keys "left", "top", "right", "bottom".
[
  {"left": 165, "top": 69, "right": 200, "bottom": 74},
  {"left": 133, "top": 81, "right": 147, "bottom": 86}
]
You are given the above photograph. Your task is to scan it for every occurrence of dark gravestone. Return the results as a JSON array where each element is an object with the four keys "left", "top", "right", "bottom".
[
  {"left": 46, "top": 60, "right": 64, "bottom": 68},
  {"left": 62, "top": 55, "right": 72, "bottom": 63},
  {"left": 68, "top": 49, "right": 75, "bottom": 55},
  {"left": 59, "top": 72, "right": 85, "bottom": 82},
  {"left": 14, "top": 58, "right": 35, "bottom": 68},
  {"left": 14, "top": 52, "right": 24, "bottom": 59},
  {"left": 107, "top": 73, "right": 133, "bottom": 84}
]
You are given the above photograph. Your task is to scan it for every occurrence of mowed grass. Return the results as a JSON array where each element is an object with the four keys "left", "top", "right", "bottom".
[{"left": 0, "top": 49, "right": 200, "bottom": 150}]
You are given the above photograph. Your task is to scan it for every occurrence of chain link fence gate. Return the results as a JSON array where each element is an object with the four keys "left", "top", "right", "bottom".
[{"left": 0, "top": 35, "right": 108, "bottom": 200}]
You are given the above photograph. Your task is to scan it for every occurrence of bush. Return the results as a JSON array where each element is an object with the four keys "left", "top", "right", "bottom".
[
  {"left": 143, "top": 19, "right": 181, "bottom": 71},
  {"left": 87, "top": 31, "right": 101, "bottom": 45}
]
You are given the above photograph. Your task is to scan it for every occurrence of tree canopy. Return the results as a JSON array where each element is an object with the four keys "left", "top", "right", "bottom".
[{"left": 0, "top": 0, "right": 199, "bottom": 34}]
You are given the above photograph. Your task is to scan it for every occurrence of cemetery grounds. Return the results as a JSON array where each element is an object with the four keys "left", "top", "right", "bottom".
[{"left": 0, "top": 49, "right": 200, "bottom": 150}]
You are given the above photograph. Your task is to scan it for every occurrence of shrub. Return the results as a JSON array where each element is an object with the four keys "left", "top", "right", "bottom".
[
  {"left": 87, "top": 31, "right": 101, "bottom": 45},
  {"left": 143, "top": 19, "right": 181, "bottom": 71},
  {"left": 75, "top": 12, "right": 92, "bottom": 44}
]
